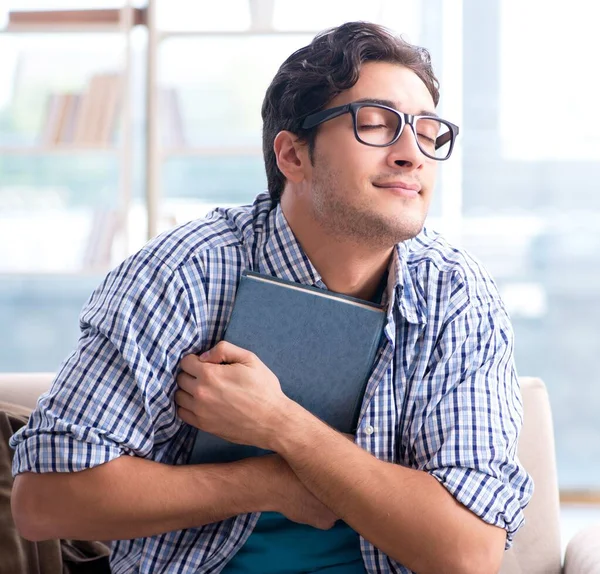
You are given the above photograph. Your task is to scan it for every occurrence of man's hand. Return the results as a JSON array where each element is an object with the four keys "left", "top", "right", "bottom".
[
  {"left": 263, "top": 455, "right": 338, "bottom": 530},
  {"left": 175, "top": 341, "right": 293, "bottom": 451}
]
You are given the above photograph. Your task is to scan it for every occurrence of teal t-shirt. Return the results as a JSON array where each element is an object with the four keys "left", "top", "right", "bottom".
[{"left": 221, "top": 511, "right": 367, "bottom": 573}]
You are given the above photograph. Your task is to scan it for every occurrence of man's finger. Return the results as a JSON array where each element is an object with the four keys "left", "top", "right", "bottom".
[
  {"left": 176, "top": 371, "right": 200, "bottom": 395},
  {"left": 176, "top": 405, "right": 197, "bottom": 427},
  {"left": 199, "top": 341, "right": 255, "bottom": 365},
  {"left": 174, "top": 389, "right": 196, "bottom": 413},
  {"left": 179, "top": 354, "right": 204, "bottom": 377}
]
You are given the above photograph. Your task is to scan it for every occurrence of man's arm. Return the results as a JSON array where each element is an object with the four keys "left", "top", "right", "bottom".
[
  {"left": 271, "top": 403, "right": 506, "bottom": 574},
  {"left": 177, "top": 321, "right": 529, "bottom": 574},
  {"left": 12, "top": 452, "right": 337, "bottom": 542},
  {"left": 10, "top": 251, "right": 337, "bottom": 542}
]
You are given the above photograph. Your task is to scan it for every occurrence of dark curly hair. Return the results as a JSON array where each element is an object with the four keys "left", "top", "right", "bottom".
[{"left": 261, "top": 21, "right": 440, "bottom": 202}]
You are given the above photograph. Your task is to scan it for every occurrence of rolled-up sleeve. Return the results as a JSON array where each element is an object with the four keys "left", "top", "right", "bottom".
[
  {"left": 10, "top": 248, "right": 202, "bottom": 475},
  {"left": 410, "top": 298, "right": 534, "bottom": 548}
]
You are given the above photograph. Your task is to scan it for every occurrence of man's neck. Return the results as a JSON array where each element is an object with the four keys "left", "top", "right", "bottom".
[
  {"left": 280, "top": 199, "right": 393, "bottom": 302},
  {"left": 311, "top": 245, "right": 391, "bottom": 302}
]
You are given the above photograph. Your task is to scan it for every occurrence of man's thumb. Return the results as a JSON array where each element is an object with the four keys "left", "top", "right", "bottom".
[{"left": 199, "top": 341, "right": 253, "bottom": 365}]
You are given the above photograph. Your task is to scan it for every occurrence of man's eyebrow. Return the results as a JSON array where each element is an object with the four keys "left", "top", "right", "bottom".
[{"left": 353, "top": 98, "right": 439, "bottom": 118}]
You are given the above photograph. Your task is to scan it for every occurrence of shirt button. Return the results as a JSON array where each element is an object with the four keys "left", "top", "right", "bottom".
[{"left": 365, "top": 425, "right": 375, "bottom": 435}]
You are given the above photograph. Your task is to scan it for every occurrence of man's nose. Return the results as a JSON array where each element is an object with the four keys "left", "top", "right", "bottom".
[{"left": 386, "top": 124, "right": 425, "bottom": 169}]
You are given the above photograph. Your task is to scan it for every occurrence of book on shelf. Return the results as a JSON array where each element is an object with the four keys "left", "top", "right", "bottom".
[
  {"left": 78, "top": 73, "right": 123, "bottom": 145},
  {"left": 73, "top": 75, "right": 102, "bottom": 145},
  {"left": 7, "top": 8, "right": 147, "bottom": 27},
  {"left": 39, "top": 73, "right": 123, "bottom": 147},
  {"left": 59, "top": 93, "right": 82, "bottom": 144},
  {"left": 97, "top": 74, "right": 122, "bottom": 144},
  {"left": 188, "top": 270, "right": 386, "bottom": 465},
  {"left": 39, "top": 93, "right": 65, "bottom": 145}
]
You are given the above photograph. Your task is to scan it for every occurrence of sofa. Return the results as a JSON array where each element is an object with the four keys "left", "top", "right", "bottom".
[{"left": 1, "top": 373, "right": 599, "bottom": 573}]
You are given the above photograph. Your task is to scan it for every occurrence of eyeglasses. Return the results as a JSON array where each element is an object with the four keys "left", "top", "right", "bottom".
[{"left": 301, "top": 101, "right": 459, "bottom": 161}]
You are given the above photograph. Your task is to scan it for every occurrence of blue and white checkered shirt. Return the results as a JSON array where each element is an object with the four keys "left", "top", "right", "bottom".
[{"left": 11, "top": 192, "right": 533, "bottom": 573}]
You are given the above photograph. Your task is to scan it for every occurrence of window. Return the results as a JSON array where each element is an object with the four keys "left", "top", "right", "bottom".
[{"left": 461, "top": 0, "right": 600, "bottom": 491}]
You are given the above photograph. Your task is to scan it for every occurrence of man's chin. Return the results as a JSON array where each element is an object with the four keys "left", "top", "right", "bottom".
[
  {"left": 347, "top": 216, "right": 425, "bottom": 247},
  {"left": 380, "top": 211, "right": 426, "bottom": 242}
]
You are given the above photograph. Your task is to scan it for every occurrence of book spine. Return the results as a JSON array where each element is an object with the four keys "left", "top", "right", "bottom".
[
  {"left": 38, "top": 92, "right": 60, "bottom": 146},
  {"left": 51, "top": 94, "right": 71, "bottom": 145},
  {"left": 58, "top": 93, "right": 80, "bottom": 144},
  {"left": 98, "top": 73, "right": 122, "bottom": 145}
]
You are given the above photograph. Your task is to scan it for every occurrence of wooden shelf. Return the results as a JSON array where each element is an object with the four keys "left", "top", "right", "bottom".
[
  {"left": 0, "top": 24, "right": 127, "bottom": 35},
  {"left": 560, "top": 490, "right": 600, "bottom": 505},
  {"left": 2, "top": 8, "right": 146, "bottom": 35}
]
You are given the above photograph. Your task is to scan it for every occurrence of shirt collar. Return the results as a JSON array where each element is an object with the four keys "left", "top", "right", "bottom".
[
  {"left": 256, "top": 203, "right": 324, "bottom": 288},
  {"left": 386, "top": 240, "right": 428, "bottom": 325}
]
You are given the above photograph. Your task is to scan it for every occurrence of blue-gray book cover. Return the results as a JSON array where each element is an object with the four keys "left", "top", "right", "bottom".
[{"left": 188, "top": 270, "right": 386, "bottom": 464}]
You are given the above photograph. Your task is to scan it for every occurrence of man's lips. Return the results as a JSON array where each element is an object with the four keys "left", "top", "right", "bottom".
[{"left": 373, "top": 181, "right": 422, "bottom": 193}]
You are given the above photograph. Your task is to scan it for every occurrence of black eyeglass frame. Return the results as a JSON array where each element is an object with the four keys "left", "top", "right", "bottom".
[{"left": 301, "top": 101, "right": 460, "bottom": 161}]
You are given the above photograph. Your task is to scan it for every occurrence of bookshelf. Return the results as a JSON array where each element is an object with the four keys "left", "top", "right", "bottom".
[
  {"left": 0, "top": 4, "right": 140, "bottom": 275},
  {"left": 0, "top": 24, "right": 125, "bottom": 34},
  {"left": 0, "top": 2, "right": 386, "bottom": 253},
  {"left": 0, "top": 1, "right": 399, "bottom": 264}
]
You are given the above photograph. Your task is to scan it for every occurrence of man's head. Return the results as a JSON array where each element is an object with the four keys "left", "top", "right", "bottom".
[{"left": 262, "top": 22, "right": 455, "bottom": 246}]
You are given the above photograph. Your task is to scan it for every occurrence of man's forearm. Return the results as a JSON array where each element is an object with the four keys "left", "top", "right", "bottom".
[
  {"left": 271, "top": 403, "right": 506, "bottom": 574},
  {"left": 12, "top": 453, "right": 279, "bottom": 542}
]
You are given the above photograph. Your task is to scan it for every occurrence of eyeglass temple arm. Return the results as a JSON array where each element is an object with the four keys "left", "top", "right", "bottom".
[
  {"left": 435, "top": 128, "right": 457, "bottom": 150},
  {"left": 301, "top": 105, "right": 351, "bottom": 129}
]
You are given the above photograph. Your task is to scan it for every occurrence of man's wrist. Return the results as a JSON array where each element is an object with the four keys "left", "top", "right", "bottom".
[
  {"left": 266, "top": 398, "right": 324, "bottom": 456},
  {"left": 228, "top": 454, "right": 282, "bottom": 513}
]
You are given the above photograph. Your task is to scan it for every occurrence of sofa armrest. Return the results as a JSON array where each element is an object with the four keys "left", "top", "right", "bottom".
[
  {"left": 564, "top": 523, "right": 600, "bottom": 574},
  {"left": 0, "top": 373, "right": 55, "bottom": 410}
]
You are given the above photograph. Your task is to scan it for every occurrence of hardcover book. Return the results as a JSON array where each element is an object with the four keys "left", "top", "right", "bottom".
[{"left": 188, "top": 270, "right": 386, "bottom": 464}]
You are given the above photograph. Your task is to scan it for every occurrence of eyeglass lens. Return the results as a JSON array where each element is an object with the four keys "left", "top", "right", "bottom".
[{"left": 355, "top": 106, "right": 452, "bottom": 159}]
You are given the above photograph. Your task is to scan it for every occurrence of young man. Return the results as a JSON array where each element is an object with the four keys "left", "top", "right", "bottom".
[{"left": 10, "top": 22, "right": 532, "bottom": 574}]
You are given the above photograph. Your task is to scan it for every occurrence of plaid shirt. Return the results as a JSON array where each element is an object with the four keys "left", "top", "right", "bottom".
[{"left": 11, "top": 192, "right": 533, "bottom": 574}]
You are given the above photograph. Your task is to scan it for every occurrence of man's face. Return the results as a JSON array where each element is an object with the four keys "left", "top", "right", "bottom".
[{"left": 304, "top": 61, "right": 439, "bottom": 247}]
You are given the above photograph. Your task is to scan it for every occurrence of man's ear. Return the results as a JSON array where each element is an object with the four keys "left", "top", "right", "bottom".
[{"left": 273, "top": 131, "right": 310, "bottom": 184}]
